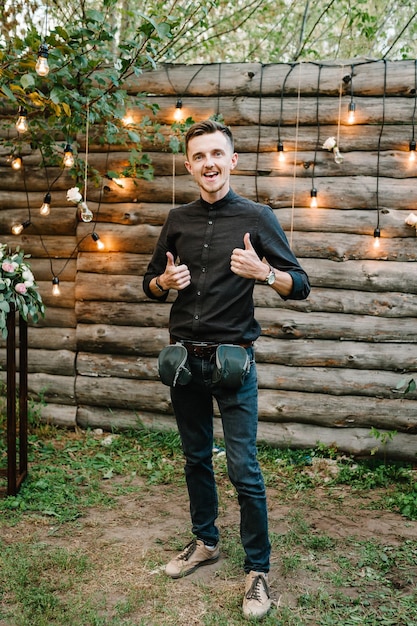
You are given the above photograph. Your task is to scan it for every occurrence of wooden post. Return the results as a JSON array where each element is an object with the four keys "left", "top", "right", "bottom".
[{"left": 0, "top": 305, "right": 28, "bottom": 496}]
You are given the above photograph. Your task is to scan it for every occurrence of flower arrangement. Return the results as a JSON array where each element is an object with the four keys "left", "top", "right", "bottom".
[
  {"left": 322, "top": 136, "right": 344, "bottom": 164},
  {"left": 67, "top": 186, "right": 93, "bottom": 222},
  {"left": 0, "top": 245, "right": 45, "bottom": 338}
]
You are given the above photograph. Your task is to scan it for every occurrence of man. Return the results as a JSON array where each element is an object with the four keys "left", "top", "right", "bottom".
[{"left": 143, "top": 119, "right": 310, "bottom": 619}]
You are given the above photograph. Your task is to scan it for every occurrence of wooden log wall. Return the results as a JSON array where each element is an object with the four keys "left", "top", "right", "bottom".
[{"left": 1, "top": 60, "right": 417, "bottom": 461}]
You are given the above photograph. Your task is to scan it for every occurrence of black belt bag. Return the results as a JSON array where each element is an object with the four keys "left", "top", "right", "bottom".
[
  {"left": 212, "top": 344, "right": 251, "bottom": 389},
  {"left": 158, "top": 344, "right": 192, "bottom": 387}
]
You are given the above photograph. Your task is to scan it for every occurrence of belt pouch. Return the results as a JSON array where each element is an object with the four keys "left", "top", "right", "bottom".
[
  {"left": 212, "top": 344, "right": 250, "bottom": 389},
  {"left": 158, "top": 344, "right": 192, "bottom": 387}
]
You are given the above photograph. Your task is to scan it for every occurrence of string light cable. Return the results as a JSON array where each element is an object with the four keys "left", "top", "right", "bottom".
[
  {"left": 310, "top": 64, "right": 323, "bottom": 208},
  {"left": 289, "top": 61, "right": 303, "bottom": 249},
  {"left": 374, "top": 59, "right": 388, "bottom": 248},
  {"left": 277, "top": 63, "right": 296, "bottom": 162}
]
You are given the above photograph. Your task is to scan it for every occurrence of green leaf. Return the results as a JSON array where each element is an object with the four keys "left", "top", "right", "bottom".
[{"left": 20, "top": 73, "right": 35, "bottom": 89}]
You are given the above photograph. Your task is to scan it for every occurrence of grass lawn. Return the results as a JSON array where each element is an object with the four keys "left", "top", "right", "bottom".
[{"left": 1, "top": 423, "right": 417, "bottom": 625}]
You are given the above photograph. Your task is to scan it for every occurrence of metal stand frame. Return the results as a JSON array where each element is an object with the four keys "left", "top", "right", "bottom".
[{"left": 0, "top": 306, "right": 28, "bottom": 496}]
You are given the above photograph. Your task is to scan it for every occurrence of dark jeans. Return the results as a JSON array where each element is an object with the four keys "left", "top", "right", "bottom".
[{"left": 170, "top": 347, "right": 271, "bottom": 573}]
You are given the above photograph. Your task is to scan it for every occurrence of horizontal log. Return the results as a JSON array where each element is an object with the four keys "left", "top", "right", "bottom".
[
  {"left": 95, "top": 174, "right": 417, "bottom": 211},
  {"left": 77, "top": 352, "right": 158, "bottom": 380},
  {"left": 76, "top": 324, "right": 169, "bottom": 355},
  {"left": 0, "top": 371, "right": 75, "bottom": 404},
  {"left": 0, "top": 207, "right": 77, "bottom": 235},
  {"left": 75, "top": 405, "right": 417, "bottom": 462},
  {"left": 257, "top": 389, "right": 417, "bottom": 432},
  {"left": 254, "top": 285, "right": 417, "bottom": 318},
  {"left": 124, "top": 61, "right": 417, "bottom": 98},
  {"left": 257, "top": 309, "right": 417, "bottom": 342},
  {"left": 75, "top": 352, "right": 415, "bottom": 401},
  {"left": 77, "top": 252, "right": 152, "bottom": 274},
  {"left": 132, "top": 95, "right": 417, "bottom": 127},
  {"left": 76, "top": 222, "right": 160, "bottom": 254},
  {"left": 256, "top": 364, "right": 417, "bottom": 400},
  {"left": 301, "top": 258, "right": 417, "bottom": 294},
  {"left": 255, "top": 337, "right": 417, "bottom": 371},
  {"left": 255, "top": 421, "right": 417, "bottom": 462},
  {"left": 76, "top": 301, "right": 170, "bottom": 325},
  {"left": 33, "top": 307, "right": 76, "bottom": 328},
  {"left": 74, "top": 376, "right": 417, "bottom": 434},
  {"left": 0, "top": 234, "right": 79, "bottom": 258},
  {"left": 39, "top": 402, "right": 77, "bottom": 428},
  {"left": 0, "top": 348, "right": 75, "bottom": 376},
  {"left": 32, "top": 149, "right": 417, "bottom": 181}
]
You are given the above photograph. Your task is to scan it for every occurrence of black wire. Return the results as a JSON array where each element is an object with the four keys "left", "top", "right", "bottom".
[
  {"left": 375, "top": 59, "right": 387, "bottom": 228},
  {"left": 254, "top": 64, "right": 264, "bottom": 203},
  {"left": 411, "top": 59, "right": 417, "bottom": 143},
  {"left": 311, "top": 64, "right": 323, "bottom": 191},
  {"left": 278, "top": 63, "right": 296, "bottom": 144}
]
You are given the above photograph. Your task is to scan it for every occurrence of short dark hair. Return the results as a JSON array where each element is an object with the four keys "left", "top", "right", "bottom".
[{"left": 185, "top": 120, "right": 234, "bottom": 155}]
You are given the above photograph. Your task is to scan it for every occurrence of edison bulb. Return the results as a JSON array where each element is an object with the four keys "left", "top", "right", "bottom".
[{"left": 35, "top": 55, "right": 49, "bottom": 77}]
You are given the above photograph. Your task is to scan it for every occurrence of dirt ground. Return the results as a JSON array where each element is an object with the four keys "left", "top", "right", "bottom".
[{"left": 2, "top": 470, "right": 417, "bottom": 625}]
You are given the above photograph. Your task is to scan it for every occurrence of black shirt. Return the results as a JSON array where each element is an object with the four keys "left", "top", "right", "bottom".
[{"left": 143, "top": 189, "right": 310, "bottom": 343}]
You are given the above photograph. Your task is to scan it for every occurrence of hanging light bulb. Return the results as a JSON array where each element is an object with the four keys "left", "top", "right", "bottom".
[
  {"left": 409, "top": 139, "right": 416, "bottom": 163},
  {"left": 40, "top": 192, "right": 51, "bottom": 216},
  {"left": 91, "top": 232, "right": 104, "bottom": 250},
  {"left": 122, "top": 113, "right": 134, "bottom": 126},
  {"left": 11, "top": 219, "right": 31, "bottom": 235},
  {"left": 79, "top": 201, "right": 93, "bottom": 222},
  {"left": 174, "top": 98, "right": 183, "bottom": 121},
  {"left": 310, "top": 187, "right": 318, "bottom": 208},
  {"left": 52, "top": 276, "right": 60, "bottom": 296},
  {"left": 35, "top": 43, "right": 50, "bottom": 77},
  {"left": 15, "top": 106, "right": 28, "bottom": 133},
  {"left": 348, "top": 101, "right": 356, "bottom": 125},
  {"left": 373, "top": 227, "right": 381, "bottom": 248},
  {"left": 11, "top": 155, "right": 22, "bottom": 170},
  {"left": 63, "top": 143, "right": 75, "bottom": 168},
  {"left": 277, "top": 141, "right": 285, "bottom": 163}
]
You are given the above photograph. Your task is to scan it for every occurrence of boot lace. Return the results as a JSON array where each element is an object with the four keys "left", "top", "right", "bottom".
[
  {"left": 178, "top": 540, "right": 197, "bottom": 562},
  {"left": 245, "top": 574, "right": 270, "bottom": 602}
]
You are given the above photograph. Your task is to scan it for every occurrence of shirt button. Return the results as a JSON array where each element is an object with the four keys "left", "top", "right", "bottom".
[
  {"left": 202, "top": 267, "right": 206, "bottom": 272},
  {"left": 194, "top": 315, "right": 199, "bottom": 320},
  {"left": 208, "top": 220, "right": 213, "bottom": 225},
  {"left": 197, "top": 291, "right": 201, "bottom": 296},
  {"left": 204, "top": 243, "right": 208, "bottom": 248}
]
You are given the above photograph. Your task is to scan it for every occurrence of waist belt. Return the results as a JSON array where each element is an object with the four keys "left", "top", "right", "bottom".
[{"left": 170, "top": 338, "right": 252, "bottom": 359}]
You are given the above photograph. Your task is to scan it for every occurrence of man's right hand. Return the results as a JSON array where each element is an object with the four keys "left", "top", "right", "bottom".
[{"left": 157, "top": 252, "right": 191, "bottom": 292}]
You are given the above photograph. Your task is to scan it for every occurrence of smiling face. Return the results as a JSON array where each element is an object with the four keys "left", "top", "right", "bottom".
[{"left": 184, "top": 130, "right": 238, "bottom": 203}]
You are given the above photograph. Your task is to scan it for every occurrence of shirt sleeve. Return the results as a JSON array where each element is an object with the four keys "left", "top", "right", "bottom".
[
  {"left": 256, "top": 206, "right": 311, "bottom": 301},
  {"left": 143, "top": 217, "right": 173, "bottom": 301}
]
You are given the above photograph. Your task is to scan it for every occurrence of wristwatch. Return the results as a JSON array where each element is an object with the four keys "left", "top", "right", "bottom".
[
  {"left": 155, "top": 276, "right": 168, "bottom": 292},
  {"left": 263, "top": 266, "right": 276, "bottom": 286}
]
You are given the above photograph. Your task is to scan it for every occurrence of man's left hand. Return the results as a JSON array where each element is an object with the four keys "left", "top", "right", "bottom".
[{"left": 230, "top": 233, "right": 269, "bottom": 281}]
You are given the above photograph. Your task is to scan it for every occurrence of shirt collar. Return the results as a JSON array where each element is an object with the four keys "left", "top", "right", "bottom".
[{"left": 200, "top": 189, "right": 237, "bottom": 211}]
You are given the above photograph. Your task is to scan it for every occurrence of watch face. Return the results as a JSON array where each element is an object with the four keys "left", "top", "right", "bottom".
[{"left": 266, "top": 271, "right": 275, "bottom": 285}]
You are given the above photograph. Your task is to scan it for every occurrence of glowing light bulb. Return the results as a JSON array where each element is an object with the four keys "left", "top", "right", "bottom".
[
  {"left": 348, "top": 101, "right": 356, "bottom": 125},
  {"left": 277, "top": 141, "right": 285, "bottom": 163},
  {"left": 373, "top": 227, "right": 381, "bottom": 248},
  {"left": 11, "top": 220, "right": 31, "bottom": 235},
  {"left": 310, "top": 188, "right": 318, "bottom": 208},
  {"left": 11, "top": 156, "right": 22, "bottom": 170},
  {"left": 35, "top": 44, "right": 50, "bottom": 77},
  {"left": 40, "top": 192, "right": 51, "bottom": 216},
  {"left": 174, "top": 99, "right": 183, "bottom": 121},
  {"left": 122, "top": 114, "right": 134, "bottom": 126},
  {"left": 63, "top": 144, "right": 75, "bottom": 168},
  {"left": 91, "top": 232, "right": 104, "bottom": 250},
  {"left": 409, "top": 139, "right": 416, "bottom": 163},
  {"left": 52, "top": 276, "right": 60, "bottom": 296},
  {"left": 15, "top": 107, "right": 28, "bottom": 133}
]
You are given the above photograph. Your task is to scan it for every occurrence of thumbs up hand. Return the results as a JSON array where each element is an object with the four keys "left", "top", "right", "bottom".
[
  {"left": 158, "top": 251, "right": 191, "bottom": 292},
  {"left": 230, "top": 232, "right": 270, "bottom": 281}
]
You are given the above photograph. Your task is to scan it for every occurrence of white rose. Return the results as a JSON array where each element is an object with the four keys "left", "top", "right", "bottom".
[
  {"left": 405, "top": 213, "right": 417, "bottom": 227},
  {"left": 22, "top": 269, "right": 34, "bottom": 283},
  {"left": 67, "top": 187, "right": 83, "bottom": 204},
  {"left": 323, "top": 136, "right": 337, "bottom": 150}
]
